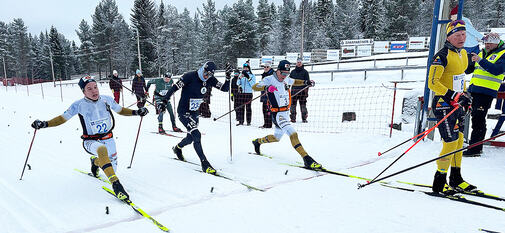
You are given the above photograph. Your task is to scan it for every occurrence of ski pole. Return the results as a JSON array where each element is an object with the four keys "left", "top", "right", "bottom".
[
  {"left": 228, "top": 79, "right": 233, "bottom": 162},
  {"left": 213, "top": 85, "right": 310, "bottom": 121},
  {"left": 127, "top": 116, "right": 143, "bottom": 169},
  {"left": 117, "top": 80, "right": 155, "bottom": 106},
  {"left": 368, "top": 105, "right": 460, "bottom": 184},
  {"left": 20, "top": 129, "right": 37, "bottom": 180},
  {"left": 378, "top": 106, "right": 461, "bottom": 156},
  {"left": 358, "top": 130, "right": 505, "bottom": 189}
]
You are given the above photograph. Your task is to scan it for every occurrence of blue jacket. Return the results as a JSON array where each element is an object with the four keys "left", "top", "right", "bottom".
[{"left": 237, "top": 72, "right": 256, "bottom": 94}]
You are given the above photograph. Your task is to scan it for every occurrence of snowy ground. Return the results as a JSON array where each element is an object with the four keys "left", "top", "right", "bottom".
[{"left": 1, "top": 53, "right": 505, "bottom": 233}]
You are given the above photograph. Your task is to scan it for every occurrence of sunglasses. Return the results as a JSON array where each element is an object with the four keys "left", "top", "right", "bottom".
[{"left": 280, "top": 71, "right": 290, "bottom": 77}]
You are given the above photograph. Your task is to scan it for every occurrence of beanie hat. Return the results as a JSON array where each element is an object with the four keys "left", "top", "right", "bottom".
[
  {"left": 446, "top": 20, "right": 466, "bottom": 37},
  {"left": 112, "top": 70, "right": 118, "bottom": 75},
  {"left": 203, "top": 61, "right": 217, "bottom": 73},
  {"left": 450, "top": 6, "right": 458, "bottom": 16},
  {"left": 277, "top": 60, "right": 291, "bottom": 71},
  {"left": 78, "top": 76, "right": 96, "bottom": 91},
  {"left": 483, "top": 33, "right": 501, "bottom": 44},
  {"left": 136, "top": 69, "right": 141, "bottom": 75}
]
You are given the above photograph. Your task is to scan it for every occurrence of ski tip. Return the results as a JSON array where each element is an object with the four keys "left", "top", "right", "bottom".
[{"left": 378, "top": 152, "right": 382, "bottom": 156}]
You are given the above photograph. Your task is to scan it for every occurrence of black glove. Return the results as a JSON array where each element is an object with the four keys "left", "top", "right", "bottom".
[
  {"left": 456, "top": 92, "right": 472, "bottom": 109},
  {"left": 157, "top": 102, "right": 166, "bottom": 112},
  {"left": 31, "top": 120, "right": 48, "bottom": 129},
  {"left": 225, "top": 63, "right": 232, "bottom": 79},
  {"left": 304, "top": 80, "right": 315, "bottom": 87},
  {"left": 134, "top": 107, "right": 149, "bottom": 116},
  {"left": 242, "top": 70, "right": 249, "bottom": 78}
]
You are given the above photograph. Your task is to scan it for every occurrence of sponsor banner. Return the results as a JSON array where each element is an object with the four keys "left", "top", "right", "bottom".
[
  {"left": 302, "top": 52, "right": 311, "bottom": 63},
  {"left": 357, "top": 45, "right": 372, "bottom": 57},
  {"left": 341, "top": 39, "right": 373, "bottom": 46},
  {"left": 237, "top": 58, "right": 260, "bottom": 69},
  {"left": 390, "top": 41, "right": 407, "bottom": 52},
  {"left": 341, "top": 46, "right": 356, "bottom": 58},
  {"left": 273, "top": 56, "right": 286, "bottom": 66},
  {"left": 286, "top": 53, "right": 299, "bottom": 63},
  {"left": 261, "top": 56, "right": 273, "bottom": 66},
  {"left": 326, "top": 49, "right": 340, "bottom": 61},
  {"left": 373, "top": 41, "right": 389, "bottom": 53},
  {"left": 408, "top": 37, "right": 426, "bottom": 49}
]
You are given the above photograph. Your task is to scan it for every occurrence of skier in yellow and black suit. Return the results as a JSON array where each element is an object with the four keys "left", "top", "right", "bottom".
[{"left": 428, "top": 20, "right": 476, "bottom": 194}]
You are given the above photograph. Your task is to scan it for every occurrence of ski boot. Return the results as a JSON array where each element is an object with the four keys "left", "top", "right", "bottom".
[
  {"left": 252, "top": 139, "right": 261, "bottom": 155},
  {"left": 201, "top": 160, "right": 216, "bottom": 175},
  {"left": 158, "top": 126, "right": 166, "bottom": 134},
  {"left": 112, "top": 180, "right": 129, "bottom": 201},
  {"left": 432, "top": 171, "right": 447, "bottom": 193},
  {"left": 303, "top": 156, "right": 322, "bottom": 170},
  {"left": 449, "top": 167, "right": 478, "bottom": 192},
  {"left": 172, "top": 126, "right": 183, "bottom": 132},
  {"left": 90, "top": 156, "right": 99, "bottom": 177},
  {"left": 172, "top": 145, "right": 185, "bottom": 161}
]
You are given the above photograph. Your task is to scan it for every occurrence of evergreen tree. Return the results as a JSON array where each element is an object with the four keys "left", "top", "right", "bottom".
[
  {"left": 154, "top": 0, "right": 169, "bottom": 76},
  {"left": 385, "top": 0, "right": 410, "bottom": 40},
  {"left": 199, "top": 0, "right": 221, "bottom": 63},
  {"left": 76, "top": 19, "right": 94, "bottom": 74},
  {"left": 277, "top": 0, "right": 297, "bottom": 55},
  {"left": 360, "top": 0, "right": 387, "bottom": 40},
  {"left": 335, "top": 0, "right": 361, "bottom": 41},
  {"left": 257, "top": 0, "right": 273, "bottom": 56},
  {"left": 9, "top": 18, "right": 30, "bottom": 77},
  {"left": 131, "top": 0, "right": 157, "bottom": 76},
  {"left": 48, "top": 26, "right": 65, "bottom": 80},
  {"left": 0, "top": 21, "right": 10, "bottom": 78}
]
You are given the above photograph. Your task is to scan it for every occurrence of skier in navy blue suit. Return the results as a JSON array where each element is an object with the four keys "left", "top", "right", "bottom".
[{"left": 164, "top": 61, "right": 231, "bottom": 174}]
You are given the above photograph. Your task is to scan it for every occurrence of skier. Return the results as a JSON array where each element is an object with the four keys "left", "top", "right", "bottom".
[
  {"left": 30, "top": 76, "right": 148, "bottom": 201},
  {"left": 132, "top": 69, "right": 148, "bottom": 108},
  {"left": 146, "top": 72, "right": 182, "bottom": 133},
  {"left": 251, "top": 60, "right": 321, "bottom": 169},
  {"left": 164, "top": 61, "right": 231, "bottom": 174},
  {"left": 236, "top": 63, "right": 256, "bottom": 126},
  {"left": 427, "top": 20, "right": 475, "bottom": 194},
  {"left": 109, "top": 70, "right": 122, "bottom": 104}
]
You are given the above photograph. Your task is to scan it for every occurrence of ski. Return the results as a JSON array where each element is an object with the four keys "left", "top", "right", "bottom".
[
  {"left": 171, "top": 158, "right": 265, "bottom": 192},
  {"left": 281, "top": 163, "right": 374, "bottom": 182},
  {"left": 102, "top": 186, "right": 170, "bottom": 232},
  {"left": 151, "top": 132, "right": 184, "bottom": 138},
  {"left": 380, "top": 183, "right": 505, "bottom": 212},
  {"left": 479, "top": 228, "right": 501, "bottom": 233},
  {"left": 396, "top": 180, "right": 505, "bottom": 202},
  {"left": 74, "top": 168, "right": 111, "bottom": 184},
  {"left": 248, "top": 151, "right": 274, "bottom": 159}
]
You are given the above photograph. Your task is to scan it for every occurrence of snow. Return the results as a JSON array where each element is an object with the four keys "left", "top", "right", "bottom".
[{"left": 1, "top": 53, "right": 505, "bottom": 233}]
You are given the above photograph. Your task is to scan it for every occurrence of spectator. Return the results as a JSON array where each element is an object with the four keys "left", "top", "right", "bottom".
[
  {"left": 132, "top": 69, "right": 148, "bottom": 108},
  {"left": 231, "top": 69, "right": 241, "bottom": 121},
  {"left": 260, "top": 62, "right": 274, "bottom": 128},
  {"left": 236, "top": 63, "right": 256, "bottom": 126},
  {"left": 289, "top": 58, "right": 311, "bottom": 123},
  {"left": 108, "top": 70, "right": 122, "bottom": 104},
  {"left": 464, "top": 33, "right": 505, "bottom": 156},
  {"left": 491, "top": 83, "right": 505, "bottom": 137}
]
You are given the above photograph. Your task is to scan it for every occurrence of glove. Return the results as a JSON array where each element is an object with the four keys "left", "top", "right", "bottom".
[
  {"left": 266, "top": 85, "right": 278, "bottom": 93},
  {"left": 31, "top": 120, "right": 48, "bottom": 129},
  {"left": 454, "top": 92, "right": 472, "bottom": 110},
  {"left": 242, "top": 70, "right": 249, "bottom": 78},
  {"left": 225, "top": 63, "right": 232, "bottom": 79},
  {"left": 304, "top": 80, "right": 315, "bottom": 87},
  {"left": 134, "top": 107, "right": 149, "bottom": 116},
  {"left": 156, "top": 103, "right": 166, "bottom": 112}
]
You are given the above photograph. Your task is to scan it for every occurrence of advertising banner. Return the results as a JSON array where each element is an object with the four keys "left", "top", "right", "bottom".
[
  {"left": 302, "top": 52, "right": 311, "bottom": 63},
  {"left": 286, "top": 53, "right": 299, "bottom": 63},
  {"left": 261, "top": 56, "right": 273, "bottom": 66},
  {"left": 357, "top": 45, "right": 372, "bottom": 57},
  {"left": 341, "top": 39, "right": 373, "bottom": 46},
  {"left": 390, "top": 41, "right": 407, "bottom": 52},
  {"left": 373, "top": 41, "right": 389, "bottom": 53},
  {"left": 326, "top": 49, "right": 340, "bottom": 61},
  {"left": 408, "top": 37, "right": 426, "bottom": 50},
  {"left": 341, "top": 46, "right": 356, "bottom": 58},
  {"left": 273, "top": 56, "right": 286, "bottom": 65}
]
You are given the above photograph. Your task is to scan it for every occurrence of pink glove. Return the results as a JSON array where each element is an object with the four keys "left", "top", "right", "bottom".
[{"left": 267, "top": 85, "right": 278, "bottom": 93}]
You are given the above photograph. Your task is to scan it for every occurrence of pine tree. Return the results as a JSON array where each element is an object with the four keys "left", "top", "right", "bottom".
[
  {"left": 9, "top": 18, "right": 30, "bottom": 78},
  {"left": 154, "top": 1, "right": 169, "bottom": 77},
  {"left": 335, "top": 0, "right": 361, "bottom": 41},
  {"left": 277, "top": 0, "right": 297, "bottom": 55},
  {"left": 257, "top": 0, "right": 273, "bottom": 56},
  {"left": 131, "top": 0, "right": 157, "bottom": 76},
  {"left": 48, "top": 26, "right": 65, "bottom": 80},
  {"left": 361, "top": 0, "right": 387, "bottom": 40},
  {"left": 76, "top": 19, "right": 94, "bottom": 74},
  {"left": 385, "top": 0, "right": 410, "bottom": 40},
  {"left": 199, "top": 0, "right": 221, "bottom": 64},
  {"left": 0, "top": 21, "right": 10, "bottom": 78}
]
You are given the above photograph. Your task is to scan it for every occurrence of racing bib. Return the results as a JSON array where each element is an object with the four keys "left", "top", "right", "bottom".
[
  {"left": 159, "top": 90, "right": 168, "bottom": 96},
  {"left": 189, "top": 98, "right": 204, "bottom": 111},
  {"left": 453, "top": 74, "right": 465, "bottom": 93},
  {"left": 279, "top": 94, "right": 289, "bottom": 106},
  {"left": 90, "top": 118, "right": 111, "bottom": 134}
]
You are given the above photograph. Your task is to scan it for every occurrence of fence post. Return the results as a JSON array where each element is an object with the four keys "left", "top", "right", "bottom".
[
  {"left": 401, "top": 69, "right": 404, "bottom": 80},
  {"left": 364, "top": 70, "right": 367, "bottom": 80},
  {"left": 374, "top": 59, "right": 377, "bottom": 68},
  {"left": 331, "top": 72, "right": 334, "bottom": 82},
  {"left": 406, "top": 57, "right": 409, "bottom": 66}
]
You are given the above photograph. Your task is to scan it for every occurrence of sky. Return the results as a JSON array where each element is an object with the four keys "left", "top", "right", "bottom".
[{"left": 0, "top": 0, "right": 294, "bottom": 44}]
